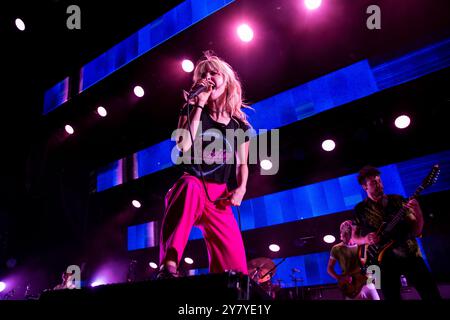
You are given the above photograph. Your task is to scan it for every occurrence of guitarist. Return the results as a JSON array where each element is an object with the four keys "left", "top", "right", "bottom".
[
  {"left": 327, "top": 220, "right": 380, "bottom": 300},
  {"left": 352, "top": 165, "right": 441, "bottom": 300}
]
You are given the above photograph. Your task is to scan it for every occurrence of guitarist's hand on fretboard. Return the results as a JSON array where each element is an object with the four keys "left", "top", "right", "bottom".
[{"left": 365, "top": 232, "right": 379, "bottom": 245}]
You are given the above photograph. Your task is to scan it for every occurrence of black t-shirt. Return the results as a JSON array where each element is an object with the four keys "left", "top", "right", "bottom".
[
  {"left": 177, "top": 104, "right": 252, "bottom": 189},
  {"left": 353, "top": 194, "right": 421, "bottom": 259}
]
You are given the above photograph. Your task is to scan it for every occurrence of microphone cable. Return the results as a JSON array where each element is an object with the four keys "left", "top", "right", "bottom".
[{"left": 185, "top": 102, "right": 243, "bottom": 231}]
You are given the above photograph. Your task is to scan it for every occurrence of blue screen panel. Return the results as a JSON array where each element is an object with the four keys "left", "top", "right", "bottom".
[
  {"left": 137, "top": 140, "right": 178, "bottom": 178},
  {"left": 81, "top": 0, "right": 234, "bottom": 91},
  {"left": 96, "top": 160, "right": 123, "bottom": 192},
  {"left": 127, "top": 150, "right": 450, "bottom": 248},
  {"left": 127, "top": 221, "right": 158, "bottom": 251},
  {"left": 97, "top": 37, "right": 450, "bottom": 190},
  {"left": 43, "top": 77, "right": 69, "bottom": 114}
]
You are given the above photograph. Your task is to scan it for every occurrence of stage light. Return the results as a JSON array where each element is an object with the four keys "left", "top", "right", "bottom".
[
  {"left": 184, "top": 257, "right": 194, "bottom": 265},
  {"left": 305, "top": 0, "right": 322, "bottom": 10},
  {"left": 132, "top": 200, "right": 141, "bottom": 208},
  {"left": 237, "top": 24, "right": 254, "bottom": 42},
  {"left": 65, "top": 125, "right": 74, "bottom": 135},
  {"left": 323, "top": 235, "right": 336, "bottom": 243},
  {"left": 260, "top": 159, "right": 273, "bottom": 171},
  {"left": 182, "top": 59, "right": 194, "bottom": 73},
  {"left": 395, "top": 115, "right": 411, "bottom": 129},
  {"left": 91, "top": 280, "right": 105, "bottom": 287},
  {"left": 269, "top": 244, "right": 280, "bottom": 252},
  {"left": 134, "top": 86, "right": 145, "bottom": 98},
  {"left": 0, "top": 281, "right": 6, "bottom": 292},
  {"left": 15, "top": 18, "right": 25, "bottom": 31},
  {"left": 97, "top": 106, "right": 107, "bottom": 117},
  {"left": 321, "top": 139, "right": 335, "bottom": 152},
  {"left": 149, "top": 262, "right": 158, "bottom": 269}
]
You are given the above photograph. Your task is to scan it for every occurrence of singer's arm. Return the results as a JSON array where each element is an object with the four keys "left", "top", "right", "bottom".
[
  {"left": 176, "top": 80, "right": 212, "bottom": 152},
  {"left": 230, "top": 141, "right": 250, "bottom": 206}
]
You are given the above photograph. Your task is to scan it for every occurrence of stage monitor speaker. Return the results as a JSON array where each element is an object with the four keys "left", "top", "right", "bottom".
[{"left": 39, "top": 271, "right": 272, "bottom": 302}]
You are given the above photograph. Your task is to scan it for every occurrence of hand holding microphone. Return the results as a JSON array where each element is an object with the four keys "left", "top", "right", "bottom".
[{"left": 185, "top": 79, "right": 215, "bottom": 105}]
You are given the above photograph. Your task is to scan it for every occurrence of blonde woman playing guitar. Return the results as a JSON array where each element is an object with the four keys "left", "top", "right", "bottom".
[{"left": 327, "top": 220, "right": 380, "bottom": 300}]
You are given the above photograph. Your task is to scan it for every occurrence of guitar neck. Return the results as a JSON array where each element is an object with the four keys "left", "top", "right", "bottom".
[{"left": 383, "top": 186, "right": 423, "bottom": 234}]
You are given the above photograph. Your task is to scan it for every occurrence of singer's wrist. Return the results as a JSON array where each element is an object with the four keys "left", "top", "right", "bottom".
[{"left": 195, "top": 104, "right": 205, "bottom": 110}]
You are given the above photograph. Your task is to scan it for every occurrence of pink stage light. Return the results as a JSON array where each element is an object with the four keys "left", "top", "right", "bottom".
[
  {"left": 15, "top": 18, "right": 25, "bottom": 31},
  {"left": 321, "top": 139, "right": 335, "bottom": 152},
  {"left": 0, "top": 281, "right": 6, "bottom": 292},
  {"left": 269, "top": 244, "right": 280, "bottom": 252},
  {"left": 395, "top": 115, "right": 411, "bottom": 129},
  {"left": 97, "top": 106, "right": 107, "bottom": 117},
  {"left": 305, "top": 0, "right": 322, "bottom": 10},
  {"left": 132, "top": 200, "right": 141, "bottom": 208},
  {"left": 182, "top": 59, "right": 194, "bottom": 73},
  {"left": 91, "top": 280, "right": 105, "bottom": 287},
  {"left": 323, "top": 235, "right": 336, "bottom": 243},
  {"left": 65, "top": 125, "right": 74, "bottom": 135},
  {"left": 134, "top": 86, "right": 145, "bottom": 98},
  {"left": 237, "top": 24, "right": 254, "bottom": 42}
]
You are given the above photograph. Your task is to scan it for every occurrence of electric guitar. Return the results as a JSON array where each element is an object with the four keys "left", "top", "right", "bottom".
[
  {"left": 360, "top": 164, "right": 440, "bottom": 269},
  {"left": 338, "top": 267, "right": 368, "bottom": 299}
]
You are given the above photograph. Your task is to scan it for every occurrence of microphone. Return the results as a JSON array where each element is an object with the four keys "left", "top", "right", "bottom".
[{"left": 188, "top": 83, "right": 214, "bottom": 99}]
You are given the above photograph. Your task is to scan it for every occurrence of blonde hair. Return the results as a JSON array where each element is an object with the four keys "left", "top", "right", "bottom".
[
  {"left": 340, "top": 220, "right": 353, "bottom": 245},
  {"left": 192, "top": 51, "right": 252, "bottom": 126}
]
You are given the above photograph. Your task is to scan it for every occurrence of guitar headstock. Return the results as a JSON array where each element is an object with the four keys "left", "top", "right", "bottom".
[{"left": 421, "top": 164, "right": 440, "bottom": 189}]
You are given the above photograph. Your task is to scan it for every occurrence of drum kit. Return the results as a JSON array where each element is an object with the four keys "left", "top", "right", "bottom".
[
  {"left": 247, "top": 257, "right": 304, "bottom": 300},
  {"left": 248, "top": 257, "right": 278, "bottom": 298}
]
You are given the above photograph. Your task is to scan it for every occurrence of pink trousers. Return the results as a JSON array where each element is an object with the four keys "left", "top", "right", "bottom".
[{"left": 159, "top": 173, "right": 248, "bottom": 274}]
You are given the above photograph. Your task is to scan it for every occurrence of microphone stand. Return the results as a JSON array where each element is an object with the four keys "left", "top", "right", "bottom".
[{"left": 260, "top": 257, "right": 287, "bottom": 280}]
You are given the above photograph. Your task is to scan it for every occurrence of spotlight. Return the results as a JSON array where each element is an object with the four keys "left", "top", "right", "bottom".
[
  {"left": 323, "top": 235, "right": 336, "bottom": 243},
  {"left": 321, "top": 139, "right": 335, "bottom": 152},
  {"left": 15, "top": 18, "right": 25, "bottom": 31},
  {"left": 97, "top": 106, "right": 107, "bottom": 117},
  {"left": 65, "top": 125, "right": 74, "bottom": 135},
  {"left": 91, "top": 280, "right": 105, "bottom": 287},
  {"left": 132, "top": 200, "right": 141, "bottom": 208},
  {"left": 269, "top": 244, "right": 280, "bottom": 252},
  {"left": 260, "top": 159, "right": 273, "bottom": 171},
  {"left": 394, "top": 115, "right": 411, "bottom": 129},
  {"left": 184, "top": 257, "right": 194, "bottom": 265},
  {"left": 134, "top": 86, "right": 145, "bottom": 98},
  {"left": 237, "top": 24, "right": 254, "bottom": 42},
  {"left": 305, "top": 0, "right": 322, "bottom": 10},
  {"left": 182, "top": 59, "right": 194, "bottom": 73},
  {"left": 0, "top": 281, "right": 6, "bottom": 292},
  {"left": 149, "top": 262, "right": 158, "bottom": 269}
]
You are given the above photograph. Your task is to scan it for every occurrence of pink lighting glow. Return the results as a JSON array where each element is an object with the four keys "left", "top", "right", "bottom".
[
  {"left": 134, "top": 86, "right": 145, "bottom": 98},
  {"left": 237, "top": 24, "right": 254, "bottom": 42},
  {"left": 305, "top": 0, "right": 322, "bottom": 10},
  {"left": 182, "top": 59, "right": 194, "bottom": 73},
  {"left": 269, "top": 244, "right": 280, "bottom": 252}
]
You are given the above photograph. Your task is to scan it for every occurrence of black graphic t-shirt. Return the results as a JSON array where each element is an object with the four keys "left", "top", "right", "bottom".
[
  {"left": 353, "top": 194, "right": 421, "bottom": 259},
  {"left": 178, "top": 104, "right": 252, "bottom": 189}
]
